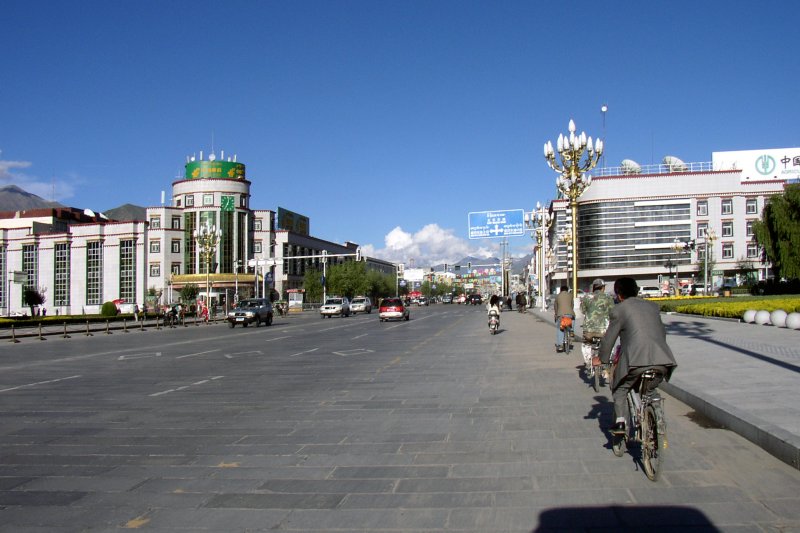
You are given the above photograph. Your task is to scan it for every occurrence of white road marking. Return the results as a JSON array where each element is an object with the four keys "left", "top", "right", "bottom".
[
  {"left": 176, "top": 349, "right": 220, "bottom": 359},
  {"left": 118, "top": 352, "right": 162, "bottom": 361},
  {"left": 352, "top": 333, "right": 369, "bottom": 340},
  {"left": 289, "top": 348, "right": 319, "bottom": 358},
  {"left": 0, "top": 374, "right": 82, "bottom": 393},
  {"left": 333, "top": 349, "right": 375, "bottom": 357},
  {"left": 224, "top": 350, "right": 264, "bottom": 359},
  {"left": 149, "top": 376, "right": 223, "bottom": 397}
]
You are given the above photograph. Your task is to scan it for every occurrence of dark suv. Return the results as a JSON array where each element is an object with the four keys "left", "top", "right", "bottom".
[
  {"left": 227, "top": 298, "right": 273, "bottom": 328},
  {"left": 467, "top": 294, "right": 483, "bottom": 305}
]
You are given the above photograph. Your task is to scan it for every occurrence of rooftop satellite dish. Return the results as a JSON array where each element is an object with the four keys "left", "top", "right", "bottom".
[
  {"left": 621, "top": 159, "right": 641, "bottom": 174},
  {"left": 208, "top": 152, "right": 216, "bottom": 161},
  {"left": 84, "top": 208, "right": 95, "bottom": 217},
  {"left": 663, "top": 155, "right": 687, "bottom": 172}
]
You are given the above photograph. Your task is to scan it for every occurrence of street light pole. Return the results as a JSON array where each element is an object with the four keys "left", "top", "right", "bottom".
[
  {"left": 544, "top": 119, "right": 603, "bottom": 297},
  {"left": 234, "top": 259, "right": 241, "bottom": 303},
  {"left": 704, "top": 228, "right": 717, "bottom": 295},
  {"left": 193, "top": 223, "right": 222, "bottom": 313}
]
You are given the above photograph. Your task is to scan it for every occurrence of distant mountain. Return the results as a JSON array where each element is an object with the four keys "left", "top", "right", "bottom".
[
  {"left": 432, "top": 254, "right": 533, "bottom": 275},
  {"left": 0, "top": 185, "right": 62, "bottom": 212},
  {"left": 104, "top": 203, "right": 147, "bottom": 222}
]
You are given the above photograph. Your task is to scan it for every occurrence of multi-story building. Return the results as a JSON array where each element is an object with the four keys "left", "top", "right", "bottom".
[
  {"left": 541, "top": 147, "right": 798, "bottom": 295},
  {"left": 1, "top": 151, "right": 396, "bottom": 316}
]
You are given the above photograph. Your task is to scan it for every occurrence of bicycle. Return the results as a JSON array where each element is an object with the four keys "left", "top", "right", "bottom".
[
  {"left": 588, "top": 336, "right": 606, "bottom": 392},
  {"left": 558, "top": 315, "right": 573, "bottom": 354},
  {"left": 612, "top": 368, "right": 668, "bottom": 481}
]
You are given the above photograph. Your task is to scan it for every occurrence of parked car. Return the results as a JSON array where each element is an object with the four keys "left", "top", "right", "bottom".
[
  {"left": 639, "top": 286, "right": 662, "bottom": 298},
  {"left": 379, "top": 297, "right": 410, "bottom": 322},
  {"left": 417, "top": 296, "right": 429, "bottom": 306},
  {"left": 320, "top": 297, "right": 350, "bottom": 318},
  {"left": 227, "top": 298, "right": 273, "bottom": 328},
  {"left": 350, "top": 296, "right": 372, "bottom": 314},
  {"left": 441, "top": 294, "right": 453, "bottom": 304}
]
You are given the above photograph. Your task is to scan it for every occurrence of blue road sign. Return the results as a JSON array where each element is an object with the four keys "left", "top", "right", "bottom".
[{"left": 468, "top": 209, "right": 525, "bottom": 239}]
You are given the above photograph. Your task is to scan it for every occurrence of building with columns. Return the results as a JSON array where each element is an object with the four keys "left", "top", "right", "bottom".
[
  {"left": 539, "top": 147, "right": 797, "bottom": 296},
  {"left": 0, "top": 151, "right": 396, "bottom": 316}
]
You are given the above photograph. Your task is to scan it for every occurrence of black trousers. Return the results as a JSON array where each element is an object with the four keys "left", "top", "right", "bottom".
[{"left": 612, "top": 365, "right": 669, "bottom": 422}]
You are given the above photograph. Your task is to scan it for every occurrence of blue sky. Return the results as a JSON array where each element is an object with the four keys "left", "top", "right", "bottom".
[{"left": 2, "top": 1, "right": 798, "bottom": 265}]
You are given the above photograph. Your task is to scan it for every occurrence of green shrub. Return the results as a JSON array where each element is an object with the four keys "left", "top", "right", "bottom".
[{"left": 100, "top": 301, "right": 119, "bottom": 317}]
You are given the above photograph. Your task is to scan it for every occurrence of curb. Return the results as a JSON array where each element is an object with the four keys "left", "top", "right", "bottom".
[{"left": 662, "top": 381, "right": 800, "bottom": 471}]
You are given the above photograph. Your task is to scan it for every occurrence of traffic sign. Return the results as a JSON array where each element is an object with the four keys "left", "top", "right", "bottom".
[{"left": 468, "top": 209, "right": 525, "bottom": 239}]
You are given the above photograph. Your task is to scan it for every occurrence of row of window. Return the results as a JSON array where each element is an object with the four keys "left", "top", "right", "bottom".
[
  {"left": 1, "top": 241, "right": 135, "bottom": 308},
  {"left": 697, "top": 197, "right": 759, "bottom": 217},
  {"left": 149, "top": 214, "right": 265, "bottom": 231},
  {"left": 174, "top": 194, "right": 248, "bottom": 209}
]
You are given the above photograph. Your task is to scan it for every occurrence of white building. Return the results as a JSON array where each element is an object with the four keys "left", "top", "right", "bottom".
[
  {"left": 1, "top": 151, "right": 396, "bottom": 316},
  {"left": 541, "top": 147, "right": 798, "bottom": 295}
]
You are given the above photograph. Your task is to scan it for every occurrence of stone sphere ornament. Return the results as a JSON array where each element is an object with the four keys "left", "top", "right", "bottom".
[
  {"left": 785, "top": 312, "right": 800, "bottom": 330},
  {"left": 742, "top": 310, "right": 757, "bottom": 323},
  {"left": 770, "top": 309, "right": 788, "bottom": 328},
  {"left": 754, "top": 310, "right": 771, "bottom": 325}
]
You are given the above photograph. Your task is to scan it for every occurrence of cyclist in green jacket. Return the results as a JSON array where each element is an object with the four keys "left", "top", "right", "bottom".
[{"left": 580, "top": 278, "right": 615, "bottom": 373}]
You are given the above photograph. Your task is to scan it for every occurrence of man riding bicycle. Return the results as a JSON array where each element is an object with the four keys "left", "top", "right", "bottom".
[
  {"left": 580, "top": 278, "right": 614, "bottom": 375},
  {"left": 553, "top": 285, "right": 574, "bottom": 353},
  {"left": 596, "top": 277, "right": 678, "bottom": 434}
]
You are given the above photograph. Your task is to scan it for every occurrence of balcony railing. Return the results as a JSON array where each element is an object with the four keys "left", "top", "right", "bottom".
[{"left": 593, "top": 161, "right": 713, "bottom": 177}]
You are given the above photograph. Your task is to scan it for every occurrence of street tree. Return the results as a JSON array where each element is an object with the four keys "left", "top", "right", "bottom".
[
  {"left": 735, "top": 257, "right": 758, "bottom": 285},
  {"left": 752, "top": 184, "right": 800, "bottom": 279},
  {"left": 23, "top": 287, "right": 45, "bottom": 316},
  {"left": 179, "top": 283, "right": 199, "bottom": 305},
  {"left": 302, "top": 268, "right": 324, "bottom": 303}
]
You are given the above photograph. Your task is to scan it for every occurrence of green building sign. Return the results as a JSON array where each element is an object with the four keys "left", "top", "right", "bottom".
[{"left": 185, "top": 160, "right": 245, "bottom": 180}]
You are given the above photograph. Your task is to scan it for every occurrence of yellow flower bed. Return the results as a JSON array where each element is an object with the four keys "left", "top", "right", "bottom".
[{"left": 673, "top": 298, "right": 800, "bottom": 319}]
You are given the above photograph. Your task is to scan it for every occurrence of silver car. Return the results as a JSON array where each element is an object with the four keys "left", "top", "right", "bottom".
[
  {"left": 320, "top": 297, "right": 351, "bottom": 318},
  {"left": 350, "top": 296, "right": 372, "bottom": 314}
]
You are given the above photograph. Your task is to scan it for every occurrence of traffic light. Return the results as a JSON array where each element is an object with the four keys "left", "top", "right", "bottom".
[
  {"left": 468, "top": 262, "right": 471, "bottom": 269},
  {"left": 444, "top": 263, "right": 448, "bottom": 271}
]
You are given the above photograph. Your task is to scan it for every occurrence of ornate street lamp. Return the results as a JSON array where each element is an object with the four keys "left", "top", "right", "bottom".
[
  {"left": 193, "top": 223, "right": 222, "bottom": 313},
  {"left": 671, "top": 237, "right": 696, "bottom": 295},
  {"left": 524, "top": 202, "right": 553, "bottom": 311},
  {"left": 544, "top": 119, "right": 603, "bottom": 295},
  {"left": 703, "top": 227, "right": 717, "bottom": 295}
]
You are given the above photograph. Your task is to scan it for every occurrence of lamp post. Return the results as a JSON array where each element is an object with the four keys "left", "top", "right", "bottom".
[
  {"left": 544, "top": 119, "right": 603, "bottom": 296},
  {"left": 670, "top": 238, "right": 684, "bottom": 295},
  {"left": 193, "top": 223, "right": 222, "bottom": 313},
  {"left": 525, "top": 202, "right": 553, "bottom": 311},
  {"left": 703, "top": 228, "right": 717, "bottom": 295},
  {"left": 559, "top": 230, "right": 573, "bottom": 290},
  {"left": 600, "top": 104, "right": 608, "bottom": 169},
  {"left": 671, "top": 237, "right": 696, "bottom": 295},
  {"left": 233, "top": 259, "right": 241, "bottom": 303}
]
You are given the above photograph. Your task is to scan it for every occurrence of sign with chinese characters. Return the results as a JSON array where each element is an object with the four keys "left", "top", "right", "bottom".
[
  {"left": 468, "top": 209, "right": 525, "bottom": 239},
  {"left": 713, "top": 147, "right": 800, "bottom": 182},
  {"left": 277, "top": 207, "right": 310, "bottom": 236},
  {"left": 185, "top": 160, "right": 246, "bottom": 180}
]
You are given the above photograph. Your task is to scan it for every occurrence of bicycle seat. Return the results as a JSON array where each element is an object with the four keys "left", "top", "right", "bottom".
[{"left": 641, "top": 369, "right": 665, "bottom": 380}]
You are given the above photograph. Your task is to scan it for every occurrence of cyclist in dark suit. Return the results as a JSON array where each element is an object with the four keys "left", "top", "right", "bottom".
[{"left": 597, "top": 277, "right": 678, "bottom": 433}]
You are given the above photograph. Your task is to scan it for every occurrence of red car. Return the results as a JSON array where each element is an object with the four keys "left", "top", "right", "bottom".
[{"left": 379, "top": 297, "right": 410, "bottom": 322}]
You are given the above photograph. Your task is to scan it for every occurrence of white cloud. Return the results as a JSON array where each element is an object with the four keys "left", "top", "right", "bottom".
[
  {"left": 365, "top": 223, "right": 501, "bottom": 266},
  {"left": 0, "top": 150, "right": 77, "bottom": 202}
]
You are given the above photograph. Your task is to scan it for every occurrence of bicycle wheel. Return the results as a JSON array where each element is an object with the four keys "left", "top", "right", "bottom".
[
  {"left": 592, "top": 364, "right": 600, "bottom": 392},
  {"left": 641, "top": 404, "right": 665, "bottom": 481},
  {"left": 565, "top": 328, "right": 572, "bottom": 354}
]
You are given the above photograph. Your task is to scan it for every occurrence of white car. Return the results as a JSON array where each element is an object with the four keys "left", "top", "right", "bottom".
[
  {"left": 320, "top": 297, "right": 350, "bottom": 318},
  {"left": 350, "top": 296, "right": 372, "bottom": 314},
  {"left": 639, "top": 286, "right": 662, "bottom": 298}
]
